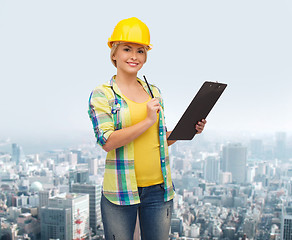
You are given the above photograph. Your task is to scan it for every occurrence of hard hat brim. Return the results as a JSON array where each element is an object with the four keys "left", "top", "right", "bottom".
[{"left": 108, "top": 40, "right": 152, "bottom": 51}]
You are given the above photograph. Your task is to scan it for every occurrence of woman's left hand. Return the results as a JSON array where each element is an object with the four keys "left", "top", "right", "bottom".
[{"left": 196, "top": 119, "right": 207, "bottom": 134}]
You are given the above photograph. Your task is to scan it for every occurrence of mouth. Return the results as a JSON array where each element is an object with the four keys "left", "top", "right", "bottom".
[{"left": 127, "top": 62, "right": 139, "bottom": 67}]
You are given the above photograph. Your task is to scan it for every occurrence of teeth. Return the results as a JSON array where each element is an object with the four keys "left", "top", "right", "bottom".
[{"left": 128, "top": 63, "right": 137, "bottom": 66}]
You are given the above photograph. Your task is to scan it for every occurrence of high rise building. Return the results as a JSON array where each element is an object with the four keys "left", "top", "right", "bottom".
[
  {"left": 171, "top": 218, "right": 183, "bottom": 236},
  {"left": 249, "top": 139, "right": 263, "bottom": 158},
  {"left": 48, "top": 193, "right": 90, "bottom": 239},
  {"left": 40, "top": 207, "right": 72, "bottom": 240},
  {"left": 222, "top": 143, "right": 247, "bottom": 184},
  {"left": 281, "top": 206, "right": 292, "bottom": 240},
  {"left": 223, "top": 227, "right": 236, "bottom": 239},
  {"left": 256, "top": 161, "right": 267, "bottom": 176},
  {"left": 243, "top": 218, "right": 256, "bottom": 239},
  {"left": 68, "top": 169, "right": 89, "bottom": 192},
  {"left": 66, "top": 152, "right": 78, "bottom": 166},
  {"left": 204, "top": 156, "right": 220, "bottom": 183},
  {"left": 287, "top": 181, "right": 292, "bottom": 196},
  {"left": 275, "top": 132, "right": 287, "bottom": 160},
  {"left": 71, "top": 149, "right": 83, "bottom": 163},
  {"left": 71, "top": 183, "right": 102, "bottom": 234},
  {"left": 246, "top": 165, "right": 256, "bottom": 183},
  {"left": 12, "top": 143, "right": 21, "bottom": 165},
  {"left": 39, "top": 190, "right": 52, "bottom": 208},
  {"left": 88, "top": 158, "right": 98, "bottom": 176},
  {"left": 219, "top": 172, "right": 232, "bottom": 185}
]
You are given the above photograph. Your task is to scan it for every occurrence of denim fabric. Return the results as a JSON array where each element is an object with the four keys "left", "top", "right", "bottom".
[{"left": 101, "top": 184, "right": 173, "bottom": 240}]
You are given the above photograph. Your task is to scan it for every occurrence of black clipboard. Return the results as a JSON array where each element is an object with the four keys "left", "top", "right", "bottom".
[{"left": 167, "top": 81, "right": 227, "bottom": 140}]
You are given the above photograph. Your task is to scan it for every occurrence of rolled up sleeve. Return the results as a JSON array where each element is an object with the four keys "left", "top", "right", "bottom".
[{"left": 88, "top": 88, "right": 114, "bottom": 147}]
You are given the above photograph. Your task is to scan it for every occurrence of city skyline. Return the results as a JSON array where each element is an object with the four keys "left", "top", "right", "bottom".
[
  {"left": 1, "top": 0, "right": 292, "bottom": 147},
  {"left": 1, "top": 131, "right": 292, "bottom": 239},
  {"left": 1, "top": 127, "right": 292, "bottom": 155}
]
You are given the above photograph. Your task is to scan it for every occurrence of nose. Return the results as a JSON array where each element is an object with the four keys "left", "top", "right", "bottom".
[{"left": 130, "top": 51, "right": 137, "bottom": 60}]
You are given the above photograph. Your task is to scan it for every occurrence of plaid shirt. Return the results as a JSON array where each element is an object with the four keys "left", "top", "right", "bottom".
[{"left": 88, "top": 76, "right": 175, "bottom": 205}]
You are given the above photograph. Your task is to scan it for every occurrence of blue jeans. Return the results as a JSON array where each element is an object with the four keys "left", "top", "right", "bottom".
[{"left": 101, "top": 183, "right": 173, "bottom": 240}]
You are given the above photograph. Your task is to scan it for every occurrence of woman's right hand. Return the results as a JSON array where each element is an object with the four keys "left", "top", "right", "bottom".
[{"left": 146, "top": 98, "right": 160, "bottom": 125}]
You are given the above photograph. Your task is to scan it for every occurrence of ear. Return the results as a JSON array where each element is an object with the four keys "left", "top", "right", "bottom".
[{"left": 112, "top": 54, "right": 116, "bottom": 61}]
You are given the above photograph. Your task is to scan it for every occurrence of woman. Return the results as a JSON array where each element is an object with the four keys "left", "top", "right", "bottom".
[{"left": 88, "top": 17, "right": 206, "bottom": 240}]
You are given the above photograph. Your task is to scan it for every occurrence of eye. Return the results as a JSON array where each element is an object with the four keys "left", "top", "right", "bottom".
[
  {"left": 138, "top": 50, "right": 144, "bottom": 54},
  {"left": 123, "top": 48, "right": 131, "bottom": 52}
]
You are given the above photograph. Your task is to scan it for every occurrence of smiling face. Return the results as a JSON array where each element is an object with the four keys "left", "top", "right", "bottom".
[{"left": 112, "top": 42, "right": 147, "bottom": 75}]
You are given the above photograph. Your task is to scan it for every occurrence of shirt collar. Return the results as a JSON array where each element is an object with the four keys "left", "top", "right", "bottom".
[{"left": 104, "top": 75, "right": 152, "bottom": 97}]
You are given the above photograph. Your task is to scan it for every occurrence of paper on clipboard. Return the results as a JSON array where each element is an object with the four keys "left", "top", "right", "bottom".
[{"left": 167, "top": 81, "right": 227, "bottom": 140}]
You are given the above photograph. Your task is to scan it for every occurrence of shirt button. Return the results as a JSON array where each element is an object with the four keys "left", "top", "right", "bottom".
[
  {"left": 160, "top": 132, "right": 162, "bottom": 135},
  {"left": 161, "top": 145, "right": 163, "bottom": 148},
  {"left": 162, "top": 160, "right": 165, "bottom": 162}
]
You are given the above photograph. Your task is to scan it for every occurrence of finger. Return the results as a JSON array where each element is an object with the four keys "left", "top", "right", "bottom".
[
  {"left": 196, "top": 124, "right": 204, "bottom": 132},
  {"left": 154, "top": 100, "right": 161, "bottom": 106},
  {"left": 197, "top": 122, "right": 205, "bottom": 127},
  {"left": 151, "top": 105, "right": 160, "bottom": 112},
  {"left": 196, "top": 126, "right": 202, "bottom": 134},
  {"left": 196, "top": 125, "right": 203, "bottom": 131},
  {"left": 153, "top": 104, "right": 161, "bottom": 109},
  {"left": 149, "top": 99, "right": 159, "bottom": 106}
]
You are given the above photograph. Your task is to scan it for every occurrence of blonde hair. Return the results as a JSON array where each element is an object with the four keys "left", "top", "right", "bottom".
[{"left": 110, "top": 42, "right": 148, "bottom": 68}]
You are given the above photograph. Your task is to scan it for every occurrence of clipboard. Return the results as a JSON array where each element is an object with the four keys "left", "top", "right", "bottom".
[{"left": 167, "top": 81, "right": 227, "bottom": 140}]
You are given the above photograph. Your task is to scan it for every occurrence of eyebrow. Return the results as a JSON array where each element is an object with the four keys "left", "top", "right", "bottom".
[{"left": 124, "top": 45, "right": 144, "bottom": 50}]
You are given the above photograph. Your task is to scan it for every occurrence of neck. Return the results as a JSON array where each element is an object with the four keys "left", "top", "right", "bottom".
[{"left": 115, "top": 69, "right": 138, "bottom": 86}]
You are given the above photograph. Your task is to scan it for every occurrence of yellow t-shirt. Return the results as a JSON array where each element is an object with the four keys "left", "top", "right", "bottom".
[{"left": 122, "top": 94, "right": 164, "bottom": 187}]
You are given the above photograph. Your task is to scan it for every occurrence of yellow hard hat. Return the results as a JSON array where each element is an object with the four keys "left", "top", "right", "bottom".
[{"left": 108, "top": 17, "right": 152, "bottom": 50}]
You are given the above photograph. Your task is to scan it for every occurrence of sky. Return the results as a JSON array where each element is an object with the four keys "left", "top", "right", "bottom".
[{"left": 0, "top": 0, "right": 292, "bottom": 152}]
